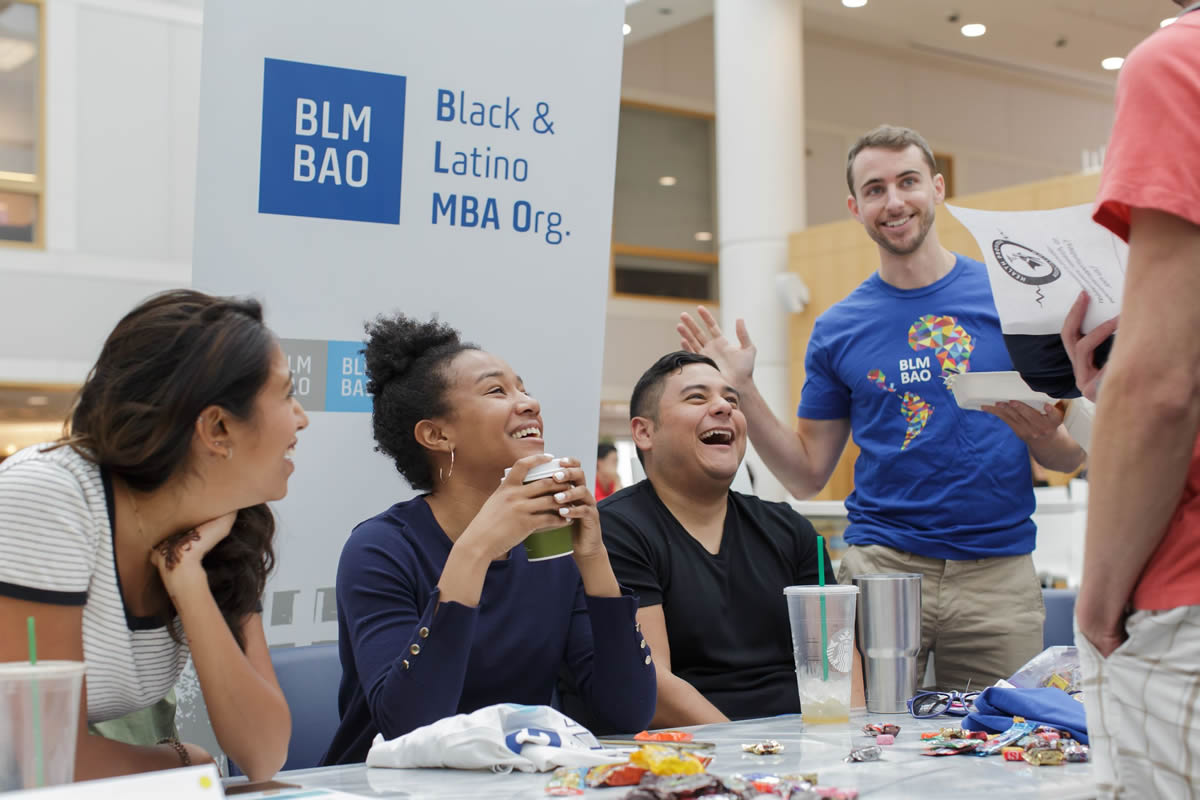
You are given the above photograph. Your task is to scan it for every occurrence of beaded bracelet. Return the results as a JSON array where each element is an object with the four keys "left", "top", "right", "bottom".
[{"left": 157, "top": 738, "right": 192, "bottom": 767}]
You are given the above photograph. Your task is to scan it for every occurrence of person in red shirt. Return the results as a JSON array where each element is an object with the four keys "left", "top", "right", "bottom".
[
  {"left": 594, "top": 443, "right": 622, "bottom": 502},
  {"left": 1072, "top": 2, "right": 1200, "bottom": 796}
]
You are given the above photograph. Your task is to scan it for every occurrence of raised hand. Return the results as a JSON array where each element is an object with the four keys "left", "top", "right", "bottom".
[{"left": 677, "top": 305, "right": 757, "bottom": 386}]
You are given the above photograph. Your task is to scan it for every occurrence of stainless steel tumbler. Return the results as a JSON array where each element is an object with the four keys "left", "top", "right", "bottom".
[{"left": 852, "top": 573, "right": 922, "bottom": 714}]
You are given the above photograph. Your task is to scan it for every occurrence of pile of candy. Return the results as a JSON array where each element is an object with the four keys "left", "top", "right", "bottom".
[
  {"left": 917, "top": 717, "right": 1089, "bottom": 765},
  {"left": 860, "top": 723, "right": 900, "bottom": 746},
  {"left": 622, "top": 772, "right": 858, "bottom": 799},
  {"left": 545, "top": 735, "right": 860, "bottom": 798}
]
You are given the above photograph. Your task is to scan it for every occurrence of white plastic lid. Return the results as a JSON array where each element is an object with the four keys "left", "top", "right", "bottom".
[
  {"left": 783, "top": 585, "right": 859, "bottom": 596},
  {"left": 502, "top": 455, "right": 572, "bottom": 484},
  {"left": 0, "top": 660, "right": 86, "bottom": 679}
]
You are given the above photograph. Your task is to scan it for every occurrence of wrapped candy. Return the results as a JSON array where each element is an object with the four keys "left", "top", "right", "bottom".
[
  {"left": 586, "top": 763, "right": 648, "bottom": 788},
  {"left": 1058, "top": 740, "right": 1090, "bottom": 763},
  {"left": 636, "top": 730, "right": 695, "bottom": 743},
  {"left": 545, "top": 766, "right": 585, "bottom": 796},
  {"left": 741, "top": 740, "right": 784, "bottom": 755},
  {"left": 862, "top": 723, "right": 900, "bottom": 737},
  {"left": 844, "top": 745, "right": 883, "bottom": 763},
  {"left": 921, "top": 739, "right": 978, "bottom": 756},
  {"left": 1024, "top": 747, "right": 1065, "bottom": 766},
  {"left": 630, "top": 744, "right": 706, "bottom": 776},
  {"left": 621, "top": 773, "right": 735, "bottom": 800}
]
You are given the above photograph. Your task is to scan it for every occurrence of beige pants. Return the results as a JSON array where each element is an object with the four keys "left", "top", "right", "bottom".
[
  {"left": 838, "top": 544, "right": 1045, "bottom": 691},
  {"left": 1078, "top": 606, "right": 1200, "bottom": 799}
]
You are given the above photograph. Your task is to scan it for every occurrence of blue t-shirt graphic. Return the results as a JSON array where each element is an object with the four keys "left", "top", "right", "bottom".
[{"left": 797, "top": 254, "right": 1035, "bottom": 560}]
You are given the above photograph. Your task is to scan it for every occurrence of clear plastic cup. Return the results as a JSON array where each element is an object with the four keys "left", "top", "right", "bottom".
[
  {"left": 783, "top": 585, "right": 859, "bottom": 724},
  {"left": 0, "top": 661, "right": 86, "bottom": 790}
]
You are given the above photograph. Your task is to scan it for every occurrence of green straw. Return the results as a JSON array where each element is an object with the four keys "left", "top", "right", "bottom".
[
  {"left": 817, "top": 537, "right": 829, "bottom": 681},
  {"left": 28, "top": 616, "right": 43, "bottom": 787}
]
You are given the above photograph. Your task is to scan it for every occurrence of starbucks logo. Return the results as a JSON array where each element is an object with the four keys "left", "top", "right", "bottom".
[
  {"left": 992, "top": 240, "right": 1062, "bottom": 286},
  {"left": 827, "top": 629, "right": 855, "bottom": 673}
]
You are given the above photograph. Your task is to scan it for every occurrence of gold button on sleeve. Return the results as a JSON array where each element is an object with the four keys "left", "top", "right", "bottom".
[
  {"left": 640, "top": 639, "right": 647, "bottom": 649},
  {"left": 402, "top": 659, "right": 410, "bottom": 670},
  {"left": 419, "top": 626, "right": 430, "bottom": 639},
  {"left": 409, "top": 643, "right": 421, "bottom": 655},
  {"left": 644, "top": 655, "right": 652, "bottom": 665}
]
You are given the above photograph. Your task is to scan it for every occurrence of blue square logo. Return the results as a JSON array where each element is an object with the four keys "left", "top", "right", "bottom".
[
  {"left": 258, "top": 58, "right": 406, "bottom": 224},
  {"left": 325, "top": 340, "right": 371, "bottom": 412}
]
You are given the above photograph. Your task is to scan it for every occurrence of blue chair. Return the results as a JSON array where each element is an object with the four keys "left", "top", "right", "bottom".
[
  {"left": 1042, "top": 588, "right": 1077, "bottom": 649},
  {"left": 229, "top": 643, "right": 342, "bottom": 775}
]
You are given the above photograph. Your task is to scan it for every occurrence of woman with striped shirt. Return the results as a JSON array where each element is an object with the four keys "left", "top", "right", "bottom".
[{"left": 0, "top": 290, "right": 307, "bottom": 781}]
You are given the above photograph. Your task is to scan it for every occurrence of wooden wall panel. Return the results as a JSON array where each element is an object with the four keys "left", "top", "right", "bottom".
[{"left": 787, "top": 172, "right": 1101, "bottom": 499}]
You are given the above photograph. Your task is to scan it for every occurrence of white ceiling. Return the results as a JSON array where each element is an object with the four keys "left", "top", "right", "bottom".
[{"left": 625, "top": 0, "right": 1182, "bottom": 88}]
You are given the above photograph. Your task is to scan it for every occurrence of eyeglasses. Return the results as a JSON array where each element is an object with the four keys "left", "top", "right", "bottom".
[{"left": 906, "top": 690, "right": 980, "bottom": 718}]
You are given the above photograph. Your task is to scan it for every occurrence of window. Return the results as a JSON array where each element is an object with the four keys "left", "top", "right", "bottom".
[
  {"left": 934, "top": 152, "right": 955, "bottom": 198},
  {"left": 611, "top": 102, "right": 717, "bottom": 300},
  {"left": 0, "top": 0, "right": 42, "bottom": 246}
]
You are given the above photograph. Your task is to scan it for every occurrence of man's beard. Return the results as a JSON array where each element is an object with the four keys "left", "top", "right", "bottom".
[{"left": 868, "top": 205, "right": 936, "bottom": 256}]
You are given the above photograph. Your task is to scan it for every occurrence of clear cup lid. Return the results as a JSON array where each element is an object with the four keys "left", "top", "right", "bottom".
[
  {"left": 0, "top": 660, "right": 86, "bottom": 678},
  {"left": 783, "top": 585, "right": 859, "bottom": 595}
]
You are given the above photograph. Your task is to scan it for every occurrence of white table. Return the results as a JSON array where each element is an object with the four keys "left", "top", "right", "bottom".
[{"left": 225, "top": 711, "right": 1096, "bottom": 799}]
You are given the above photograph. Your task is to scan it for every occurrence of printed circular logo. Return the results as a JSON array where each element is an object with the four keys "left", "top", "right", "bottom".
[{"left": 991, "top": 240, "right": 1061, "bottom": 285}]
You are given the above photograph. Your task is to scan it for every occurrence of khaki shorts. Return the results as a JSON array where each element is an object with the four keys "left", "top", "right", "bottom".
[
  {"left": 1078, "top": 605, "right": 1200, "bottom": 799},
  {"left": 838, "top": 544, "right": 1045, "bottom": 691}
]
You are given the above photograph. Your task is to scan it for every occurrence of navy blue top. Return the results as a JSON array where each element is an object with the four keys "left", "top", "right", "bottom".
[
  {"left": 322, "top": 496, "right": 657, "bottom": 765},
  {"left": 797, "top": 255, "right": 1035, "bottom": 560}
]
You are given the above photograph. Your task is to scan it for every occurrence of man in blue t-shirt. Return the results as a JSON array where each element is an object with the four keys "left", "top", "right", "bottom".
[{"left": 678, "top": 125, "right": 1085, "bottom": 690}]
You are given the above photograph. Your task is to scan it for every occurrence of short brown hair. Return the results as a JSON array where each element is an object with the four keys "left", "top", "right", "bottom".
[{"left": 846, "top": 125, "right": 937, "bottom": 196}]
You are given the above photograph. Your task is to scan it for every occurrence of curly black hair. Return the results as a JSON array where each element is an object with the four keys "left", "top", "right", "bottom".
[{"left": 364, "top": 313, "right": 479, "bottom": 491}]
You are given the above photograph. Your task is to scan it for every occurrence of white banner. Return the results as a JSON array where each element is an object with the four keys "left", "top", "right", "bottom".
[{"left": 192, "top": 0, "right": 624, "bottom": 646}]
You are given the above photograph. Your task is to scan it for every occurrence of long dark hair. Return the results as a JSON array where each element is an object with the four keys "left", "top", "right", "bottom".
[{"left": 58, "top": 289, "right": 278, "bottom": 647}]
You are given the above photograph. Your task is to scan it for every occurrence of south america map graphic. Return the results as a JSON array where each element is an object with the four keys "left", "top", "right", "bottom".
[{"left": 868, "top": 315, "right": 974, "bottom": 450}]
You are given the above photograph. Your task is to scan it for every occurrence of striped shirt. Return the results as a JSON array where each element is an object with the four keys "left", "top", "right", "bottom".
[{"left": 0, "top": 444, "right": 189, "bottom": 723}]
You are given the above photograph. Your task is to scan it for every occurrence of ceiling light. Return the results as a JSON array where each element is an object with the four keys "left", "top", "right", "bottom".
[
  {"left": 0, "top": 37, "right": 34, "bottom": 72},
  {"left": 694, "top": 231, "right": 713, "bottom": 242},
  {"left": 3, "top": 444, "right": 16, "bottom": 456},
  {"left": 1101, "top": 56, "right": 1124, "bottom": 71},
  {"left": 1160, "top": 17, "right": 1177, "bottom": 27},
  {"left": 842, "top": 0, "right": 867, "bottom": 7},
  {"left": 622, "top": 23, "right": 632, "bottom": 36},
  {"left": 658, "top": 176, "right": 677, "bottom": 187},
  {"left": 960, "top": 23, "right": 986, "bottom": 38},
  {"left": 26, "top": 395, "right": 48, "bottom": 407}
]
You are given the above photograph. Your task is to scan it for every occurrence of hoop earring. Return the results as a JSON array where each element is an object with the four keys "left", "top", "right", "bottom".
[{"left": 438, "top": 448, "right": 455, "bottom": 483}]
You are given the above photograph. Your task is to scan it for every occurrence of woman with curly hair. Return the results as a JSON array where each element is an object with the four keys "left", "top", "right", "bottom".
[
  {"left": 0, "top": 290, "right": 307, "bottom": 782},
  {"left": 322, "top": 314, "right": 656, "bottom": 765}
]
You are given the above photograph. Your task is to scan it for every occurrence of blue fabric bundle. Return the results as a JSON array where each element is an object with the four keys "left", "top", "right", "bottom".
[{"left": 961, "top": 686, "right": 1088, "bottom": 744}]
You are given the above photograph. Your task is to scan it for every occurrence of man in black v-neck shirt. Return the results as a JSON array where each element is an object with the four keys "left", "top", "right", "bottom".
[{"left": 598, "top": 352, "right": 840, "bottom": 726}]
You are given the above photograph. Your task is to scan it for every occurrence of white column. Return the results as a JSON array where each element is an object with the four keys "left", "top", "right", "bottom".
[{"left": 714, "top": 0, "right": 806, "bottom": 501}]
